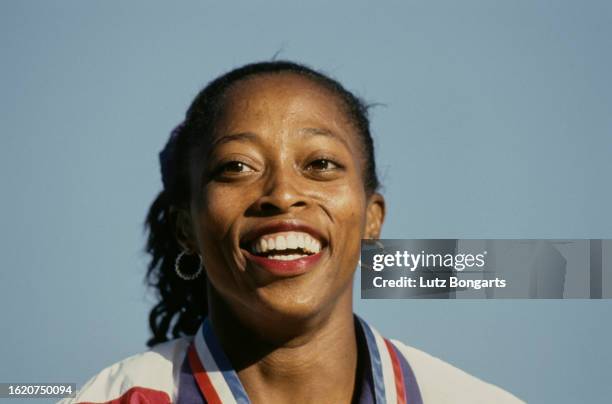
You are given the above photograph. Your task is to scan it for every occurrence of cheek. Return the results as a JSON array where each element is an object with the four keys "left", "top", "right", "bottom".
[
  {"left": 192, "top": 185, "right": 253, "bottom": 292},
  {"left": 323, "top": 183, "right": 368, "bottom": 257},
  {"left": 192, "top": 186, "right": 248, "bottom": 276},
  {"left": 196, "top": 186, "right": 245, "bottom": 240}
]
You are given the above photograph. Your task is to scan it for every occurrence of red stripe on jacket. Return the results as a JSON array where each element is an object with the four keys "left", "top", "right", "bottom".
[{"left": 78, "top": 386, "right": 171, "bottom": 404}]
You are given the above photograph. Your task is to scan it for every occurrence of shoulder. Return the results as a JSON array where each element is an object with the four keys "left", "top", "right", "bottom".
[
  {"left": 391, "top": 339, "right": 524, "bottom": 404},
  {"left": 60, "top": 336, "right": 191, "bottom": 404}
]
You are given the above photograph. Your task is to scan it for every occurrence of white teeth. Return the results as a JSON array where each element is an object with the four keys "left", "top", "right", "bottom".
[
  {"left": 275, "top": 235, "right": 286, "bottom": 250},
  {"left": 306, "top": 235, "right": 318, "bottom": 252},
  {"left": 250, "top": 231, "right": 322, "bottom": 255},
  {"left": 287, "top": 233, "right": 297, "bottom": 249},
  {"left": 305, "top": 235, "right": 312, "bottom": 251},
  {"left": 267, "top": 254, "right": 309, "bottom": 261}
]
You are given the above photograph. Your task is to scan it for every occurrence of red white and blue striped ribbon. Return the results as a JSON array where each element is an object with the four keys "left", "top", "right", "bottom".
[
  {"left": 358, "top": 316, "right": 410, "bottom": 404},
  {"left": 188, "top": 318, "right": 250, "bottom": 404},
  {"left": 188, "top": 317, "right": 420, "bottom": 404}
]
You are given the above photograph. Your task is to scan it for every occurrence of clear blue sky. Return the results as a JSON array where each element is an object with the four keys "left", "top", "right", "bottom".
[{"left": 1, "top": 1, "right": 611, "bottom": 403}]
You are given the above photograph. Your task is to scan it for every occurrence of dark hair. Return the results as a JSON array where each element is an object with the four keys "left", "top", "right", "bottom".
[{"left": 144, "top": 60, "right": 380, "bottom": 347}]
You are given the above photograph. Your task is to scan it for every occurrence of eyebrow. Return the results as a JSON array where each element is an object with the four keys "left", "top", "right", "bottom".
[
  {"left": 211, "top": 127, "right": 351, "bottom": 149},
  {"left": 298, "top": 127, "right": 351, "bottom": 149},
  {"left": 211, "top": 132, "right": 258, "bottom": 147}
]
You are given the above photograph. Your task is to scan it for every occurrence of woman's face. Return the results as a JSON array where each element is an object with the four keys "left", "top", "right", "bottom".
[{"left": 186, "top": 73, "right": 384, "bottom": 322}]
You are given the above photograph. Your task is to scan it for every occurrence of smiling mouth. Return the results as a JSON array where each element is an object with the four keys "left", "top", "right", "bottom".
[
  {"left": 247, "top": 231, "right": 322, "bottom": 261},
  {"left": 240, "top": 222, "right": 328, "bottom": 276}
]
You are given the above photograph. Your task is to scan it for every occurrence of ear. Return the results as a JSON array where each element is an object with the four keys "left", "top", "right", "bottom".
[
  {"left": 170, "top": 206, "right": 198, "bottom": 252},
  {"left": 364, "top": 192, "right": 385, "bottom": 239}
]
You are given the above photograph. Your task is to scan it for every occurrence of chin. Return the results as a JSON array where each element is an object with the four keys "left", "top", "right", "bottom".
[
  {"left": 254, "top": 287, "right": 323, "bottom": 321},
  {"left": 251, "top": 279, "right": 351, "bottom": 328}
]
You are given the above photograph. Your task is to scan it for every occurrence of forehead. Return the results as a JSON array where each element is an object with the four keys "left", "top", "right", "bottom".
[{"left": 214, "top": 73, "right": 355, "bottom": 135}]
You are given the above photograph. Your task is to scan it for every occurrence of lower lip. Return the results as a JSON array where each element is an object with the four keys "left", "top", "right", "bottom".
[{"left": 243, "top": 250, "right": 324, "bottom": 276}]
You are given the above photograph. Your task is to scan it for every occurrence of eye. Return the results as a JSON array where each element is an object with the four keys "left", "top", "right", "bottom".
[
  {"left": 215, "top": 161, "right": 256, "bottom": 177},
  {"left": 223, "top": 161, "right": 253, "bottom": 172},
  {"left": 306, "top": 158, "right": 340, "bottom": 172}
]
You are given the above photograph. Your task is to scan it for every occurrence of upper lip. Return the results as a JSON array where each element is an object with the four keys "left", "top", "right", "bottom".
[{"left": 240, "top": 220, "right": 328, "bottom": 249}]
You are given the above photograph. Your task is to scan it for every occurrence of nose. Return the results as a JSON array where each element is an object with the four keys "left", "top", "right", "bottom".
[{"left": 251, "top": 167, "right": 307, "bottom": 214}]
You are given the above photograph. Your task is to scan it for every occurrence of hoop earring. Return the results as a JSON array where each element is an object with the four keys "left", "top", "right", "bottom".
[{"left": 175, "top": 251, "right": 203, "bottom": 280}]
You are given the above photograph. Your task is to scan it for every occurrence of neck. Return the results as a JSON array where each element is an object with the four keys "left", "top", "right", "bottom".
[{"left": 208, "top": 287, "right": 359, "bottom": 404}]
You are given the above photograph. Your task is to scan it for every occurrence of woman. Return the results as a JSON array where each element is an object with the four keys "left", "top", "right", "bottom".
[{"left": 66, "top": 61, "right": 522, "bottom": 403}]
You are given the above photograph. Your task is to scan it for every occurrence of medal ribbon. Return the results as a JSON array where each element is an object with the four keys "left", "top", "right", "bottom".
[{"left": 188, "top": 317, "right": 421, "bottom": 404}]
